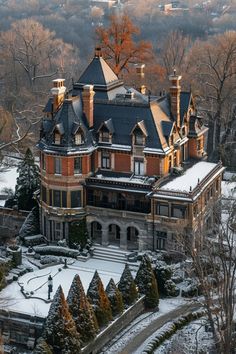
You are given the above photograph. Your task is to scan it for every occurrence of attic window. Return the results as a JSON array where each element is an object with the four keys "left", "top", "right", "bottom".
[
  {"left": 134, "top": 132, "right": 144, "bottom": 145},
  {"left": 75, "top": 132, "right": 84, "bottom": 145},
  {"left": 54, "top": 132, "right": 61, "bottom": 145},
  {"left": 100, "top": 130, "right": 111, "bottom": 143}
]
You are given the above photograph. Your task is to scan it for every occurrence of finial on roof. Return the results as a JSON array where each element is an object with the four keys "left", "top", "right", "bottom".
[
  {"left": 173, "top": 68, "right": 176, "bottom": 75},
  {"left": 95, "top": 46, "right": 102, "bottom": 58}
]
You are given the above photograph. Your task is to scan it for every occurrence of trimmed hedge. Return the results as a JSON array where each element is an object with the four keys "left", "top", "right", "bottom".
[
  {"left": 142, "top": 310, "right": 205, "bottom": 354},
  {"left": 34, "top": 246, "right": 80, "bottom": 258}
]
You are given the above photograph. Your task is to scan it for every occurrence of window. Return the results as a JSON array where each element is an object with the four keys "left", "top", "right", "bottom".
[
  {"left": 182, "top": 126, "right": 186, "bottom": 136},
  {"left": 75, "top": 133, "right": 83, "bottom": 145},
  {"left": 53, "top": 190, "right": 61, "bottom": 207},
  {"left": 171, "top": 205, "right": 186, "bottom": 218},
  {"left": 49, "top": 190, "right": 67, "bottom": 207},
  {"left": 55, "top": 157, "right": 61, "bottom": 174},
  {"left": 54, "top": 132, "right": 61, "bottom": 145},
  {"left": 156, "top": 203, "right": 169, "bottom": 216},
  {"left": 197, "top": 139, "right": 202, "bottom": 151},
  {"left": 55, "top": 222, "right": 62, "bottom": 240},
  {"left": 101, "top": 151, "right": 110, "bottom": 169},
  {"left": 134, "top": 159, "right": 144, "bottom": 175},
  {"left": 101, "top": 130, "right": 110, "bottom": 143},
  {"left": 74, "top": 157, "right": 82, "bottom": 174},
  {"left": 168, "top": 155, "right": 172, "bottom": 172},
  {"left": 156, "top": 231, "right": 167, "bottom": 250},
  {"left": 174, "top": 151, "right": 177, "bottom": 167},
  {"left": 42, "top": 153, "right": 46, "bottom": 170},
  {"left": 71, "top": 191, "right": 81, "bottom": 208},
  {"left": 42, "top": 186, "right": 47, "bottom": 203},
  {"left": 134, "top": 132, "right": 143, "bottom": 145}
]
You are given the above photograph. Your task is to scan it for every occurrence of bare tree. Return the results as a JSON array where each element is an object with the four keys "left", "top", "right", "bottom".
[
  {"left": 187, "top": 31, "right": 236, "bottom": 162},
  {"left": 180, "top": 197, "right": 236, "bottom": 353},
  {"left": 160, "top": 30, "right": 191, "bottom": 76}
]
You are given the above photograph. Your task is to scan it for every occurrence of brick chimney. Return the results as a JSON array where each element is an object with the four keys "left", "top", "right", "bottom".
[
  {"left": 169, "top": 70, "right": 182, "bottom": 128},
  {"left": 51, "top": 79, "right": 66, "bottom": 113},
  {"left": 136, "top": 64, "right": 146, "bottom": 94},
  {"left": 82, "top": 85, "right": 95, "bottom": 128}
]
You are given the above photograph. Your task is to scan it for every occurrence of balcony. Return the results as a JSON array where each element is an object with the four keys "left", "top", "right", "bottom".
[{"left": 87, "top": 198, "right": 151, "bottom": 214}]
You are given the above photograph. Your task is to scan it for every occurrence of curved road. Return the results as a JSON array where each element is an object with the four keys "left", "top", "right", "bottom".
[{"left": 117, "top": 302, "right": 202, "bottom": 354}]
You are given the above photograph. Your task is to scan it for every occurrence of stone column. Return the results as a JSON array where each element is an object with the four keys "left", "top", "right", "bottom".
[
  {"left": 102, "top": 226, "right": 109, "bottom": 246},
  {"left": 120, "top": 229, "right": 127, "bottom": 250}
]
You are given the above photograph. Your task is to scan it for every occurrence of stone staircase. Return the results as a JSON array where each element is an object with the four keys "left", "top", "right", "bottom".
[
  {"left": 93, "top": 245, "right": 128, "bottom": 263},
  {"left": 92, "top": 245, "right": 140, "bottom": 269}
]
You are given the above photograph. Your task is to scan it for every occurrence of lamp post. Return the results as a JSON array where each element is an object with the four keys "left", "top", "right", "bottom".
[{"left": 48, "top": 275, "right": 53, "bottom": 300}]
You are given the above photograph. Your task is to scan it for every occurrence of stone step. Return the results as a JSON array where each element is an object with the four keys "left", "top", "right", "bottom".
[{"left": 93, "top": 248, "right": 127, "bottom": 259}]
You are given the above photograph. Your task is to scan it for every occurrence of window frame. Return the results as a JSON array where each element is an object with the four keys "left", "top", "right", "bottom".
[
  {"left": 54, "top": 157, "right": 62, "bottom": 175},
  {"left": 134, "top": 159, "right": 144, "bottom": 175},
  {"left": 101, "top": 151, "right": 111, "bottom": 169},
  {"left": 74, "top": 156, "right": 82, "bottom": 174}
]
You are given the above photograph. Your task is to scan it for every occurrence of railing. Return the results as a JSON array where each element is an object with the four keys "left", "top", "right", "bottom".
[{"left": 87, "top": 199, "right": 151, "bottom": 214}]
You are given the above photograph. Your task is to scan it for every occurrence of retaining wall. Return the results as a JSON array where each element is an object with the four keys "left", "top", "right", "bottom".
[{"left": 82, "top": 296, "right": 145, "bottom": 354}]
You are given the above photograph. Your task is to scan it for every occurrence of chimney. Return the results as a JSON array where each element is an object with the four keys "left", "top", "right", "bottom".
[
  {"left": 82, "top": 85, "right": 95, "bottom": 128},
  {"left": 94, "top": 46, "right": 102, "bottom": 58},
  {"left": 135, "top": 64, "right": 146, "bottom": 95},
  {"left": 169, "top": 70, "right": 182, "bottom": 128},
  {"left": 51, "top": 79, "right": 66, "bottom": 113}
]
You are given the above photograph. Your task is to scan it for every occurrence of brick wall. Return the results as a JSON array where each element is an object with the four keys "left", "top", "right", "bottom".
[
  {"left": 115, "top": 152, "right": 131, "bottom": 172},
  {"left": 146, "top": 156, "right": 160, "bottom": 176}
]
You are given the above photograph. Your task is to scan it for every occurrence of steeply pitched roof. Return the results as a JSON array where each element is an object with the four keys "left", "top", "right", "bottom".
[
  {"left": 78, "top": 55, "right": 119, "bottom": 87},
  {"left": 39, "top": 97, "right": 95, "bottom": 154}
]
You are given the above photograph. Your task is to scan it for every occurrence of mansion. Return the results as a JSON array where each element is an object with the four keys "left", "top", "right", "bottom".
[{"left": 38, "top": 49, "right": 224, "bottom": 251}]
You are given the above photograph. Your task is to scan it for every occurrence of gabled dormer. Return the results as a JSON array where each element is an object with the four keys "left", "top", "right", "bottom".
[
  {"left": 98, "top": 118, "right": 114, "bottom": 143},
  {"left": 72, "top": 124, "right": 85, "bottom": 146},
  {"left": 131, "top": 120, "right": 147, "bottom": 146},
  {"left": 53, "top": 123, "right": 64, "bottom": 145}
]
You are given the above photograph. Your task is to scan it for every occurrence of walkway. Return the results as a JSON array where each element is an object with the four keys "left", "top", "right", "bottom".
[{"left": 116, "top": 301, "right": 202, "bottom": 354}]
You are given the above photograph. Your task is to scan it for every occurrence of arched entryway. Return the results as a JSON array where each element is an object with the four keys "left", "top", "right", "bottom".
[
  {"left": 127, "top": 226, "right": 139, "bottom": 250},
  {"left": 91, "top": 221, "right": 102, "bottom": 244},
  {"left": 108, "top": 224, "right": 120, "bottom": 245}
]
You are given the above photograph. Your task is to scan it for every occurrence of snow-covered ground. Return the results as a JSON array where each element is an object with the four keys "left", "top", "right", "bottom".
[
  {"left": 0, "top": 257, "right": 125, "bottom": 317},
  {"left": 154, "top": 318, "right": 213, "bottom": 354},
  {"left": 101, "top": 298, "right": 187, "bottom": 354}
]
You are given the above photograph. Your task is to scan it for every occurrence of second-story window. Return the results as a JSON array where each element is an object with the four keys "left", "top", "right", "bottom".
[
  {"left": 156, "top": 203, "right": 169, "bottom": 216},
  {"left": 55, "top": 157, "right": 61, "bottom": 175},
  {"left": 134, "top": 159, "right": 144, "bottom": 175},
  {"left": 74, "top": 157, "right": 82, "bottom": 174},
  {"left": 101, "top": 151, "right": 110, "bottom": 169}
]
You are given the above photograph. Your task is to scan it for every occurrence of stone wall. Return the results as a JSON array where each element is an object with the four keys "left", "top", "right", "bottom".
[
  {"left": 82, "top": 296, "right": 145, "bottom": 354},
  {"left": 0, "top": 207, "right": 28, "bottom": 241},
  {"left": 0, "top": 309, "right": 44, "bottom": 350}
]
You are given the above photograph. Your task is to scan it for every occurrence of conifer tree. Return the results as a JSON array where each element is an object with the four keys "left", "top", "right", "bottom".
[
  {"left": 15, "top": 148, "right": 39, "bottom": 210},
  {"left": 34, "top": 337, "right": 53, "bottom": 354},
  {"left": 106, "top": 278, "right": 124, "bottom": 317},
  {"left": 118, "top": 264, "right": 138, "bottom": 306},
  {"left": 43, "top": 286, "right": 81, "bottom": 354},
  {"left": 87, "top": 270, "right": 112, "bottom": 328},
  {"left": 67, "top": 274, "right": 98, "bottom": 344},
  {"left": 135, "top": 254, "right": 159, "bottom": 309}
]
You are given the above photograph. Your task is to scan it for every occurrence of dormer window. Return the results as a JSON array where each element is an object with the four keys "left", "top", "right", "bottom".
[
  {"left": 101, "top": 130, "right": 110, "bottom": 143},
  {"left": 54, "top": 132, "right": 61, "bottom": 145},
  {"left": 134, "top": 132, "right": 144, "bottom": 145},
  {"left": 75, "top": 132, "right": 84, "bottom": 145}
]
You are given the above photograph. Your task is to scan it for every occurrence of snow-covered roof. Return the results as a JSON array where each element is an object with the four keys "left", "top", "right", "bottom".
[{"left": 160, "top": 162, "right": 219, "bottom": 193}]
